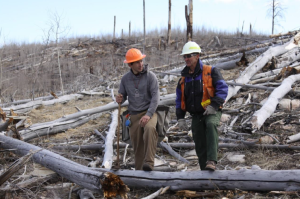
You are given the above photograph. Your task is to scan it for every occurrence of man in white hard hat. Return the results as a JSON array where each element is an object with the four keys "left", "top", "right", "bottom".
[{"left": 175, "top": 41, "right": 228, "bottom": 171}]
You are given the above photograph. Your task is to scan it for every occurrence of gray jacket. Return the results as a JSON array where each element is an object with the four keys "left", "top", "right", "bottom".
[{"left": 118, "top": 67, "right": 159, "bottom": 118}]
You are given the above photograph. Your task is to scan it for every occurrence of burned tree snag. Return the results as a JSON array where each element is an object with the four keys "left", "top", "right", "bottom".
[
  {"left": 129, "top": 21, "right": 131, "bottom": 38},
  {"left": 113, "top": 16, "right": 116, "bottom": 41},
  {"left": 167, "top": 0, "right": 172, "bottom": 45},
  {"left": 185, "top": 0, "right": 193, "bottom": 42}
]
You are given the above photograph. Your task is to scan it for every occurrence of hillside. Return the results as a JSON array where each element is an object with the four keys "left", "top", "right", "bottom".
[{"left": 1, "top": 30, "right": 300, "bottom": 198}]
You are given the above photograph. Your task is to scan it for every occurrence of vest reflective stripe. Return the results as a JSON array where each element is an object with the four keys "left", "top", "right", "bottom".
[
  {"left": 202, "top": 65, "right": 215, "bottom": 108},
  {"left": 180, "top": 64, "right": 215, "bottom": 111}
]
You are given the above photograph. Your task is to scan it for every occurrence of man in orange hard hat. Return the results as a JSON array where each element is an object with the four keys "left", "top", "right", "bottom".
[{"left": 116, "top": 48, "right": 159, "bottom": 171}]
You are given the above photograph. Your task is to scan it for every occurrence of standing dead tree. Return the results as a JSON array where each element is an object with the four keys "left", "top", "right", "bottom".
[
  {"left": 185, "top": 0, "right": 193, "bottom": 42},
  {"left": 113, "top": 16, "right": 116, "bottom": 41},
  {"left": 167, "top": 0, "right": 172, "bottom": 45},
  {"left": 48, "top": 12, "right": 70, "bottom": 95},
  {"left": 267, "top": 0, "right": 286, "bottom": 34},
  {"left": 129, "top": 21, "right": 131, "bottom": 38}
]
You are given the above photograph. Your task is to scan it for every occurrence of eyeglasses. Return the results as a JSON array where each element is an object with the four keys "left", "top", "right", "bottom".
[{"left": 183, "top": 54, "right": 197, "bottom": 59}]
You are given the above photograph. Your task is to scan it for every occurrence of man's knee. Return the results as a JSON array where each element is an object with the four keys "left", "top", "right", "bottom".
[
  {"left": 144, "top": 123, "right": 156, "bottom": 132},
  {"left": 206, "top": 121, "right": 218, "bottom": 128}
]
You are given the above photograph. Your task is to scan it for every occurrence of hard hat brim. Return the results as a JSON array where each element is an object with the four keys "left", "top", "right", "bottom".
[{"left": 123, "top": 54, "right": 146, "bottom": 63}]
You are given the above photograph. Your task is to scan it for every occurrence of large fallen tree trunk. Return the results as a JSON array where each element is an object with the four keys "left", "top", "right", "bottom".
[
  {"left": 250, "top": 63, "right": 300, "bottom": 81},
  {"left": 0, "top": 135, "right": 129, "bottom": 198},
  {"left": 1, "top": 135, "right": 300, "bottom": 191},
  {"left": 52, "top": 142, "right": 300, "bottom": 151},
  {"left": 251, "top": 74, "right": 300, "bottom": 131},
  {"left": 0, "top": 94, "right": 59, "bottom": 108},
  {"left": 20, "top": 112, "right": 104, "bottom": 141},
  {"left": 201, "top": 37, "right": 290, "bottom": 60},
  {"left": 225, "top": 35, "right": 298, "bottom": 103},
  {"left": 2, "top": 94, "right": 83, "bottom": 114}
]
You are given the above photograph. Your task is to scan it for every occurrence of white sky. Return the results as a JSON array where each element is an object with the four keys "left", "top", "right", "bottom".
[{"left": 0, "top": 0, "right": 299, "bottom": 45}]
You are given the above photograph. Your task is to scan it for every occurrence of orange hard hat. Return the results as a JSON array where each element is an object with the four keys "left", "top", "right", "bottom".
[{"left": 124, "top": 48, "right": 146, "bottom": 63}]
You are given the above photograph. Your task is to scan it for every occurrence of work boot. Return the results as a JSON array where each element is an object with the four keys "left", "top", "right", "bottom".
[
  {"left": 205, "top": 161, "right": 216, "bottom": 171},
  {"left": 142, "top": 163, "right": 153, "bottom": 171}
]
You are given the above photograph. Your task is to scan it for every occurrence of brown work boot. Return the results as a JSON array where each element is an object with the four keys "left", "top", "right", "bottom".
[
  {"left": 142, "top": 163, "right": 153, "bottom": 171},
  {"left": 205, "top": 161, "right": 216, "bottom": 171}
]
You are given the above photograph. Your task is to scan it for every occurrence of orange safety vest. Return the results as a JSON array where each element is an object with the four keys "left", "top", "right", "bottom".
[{"left": 180, "top": 64, "right": 215, "bottom": 111}]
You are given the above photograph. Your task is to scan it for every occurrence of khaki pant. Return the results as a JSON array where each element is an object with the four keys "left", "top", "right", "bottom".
[{"left": 129, "top": 111, "right": 158, "bottom": 170}]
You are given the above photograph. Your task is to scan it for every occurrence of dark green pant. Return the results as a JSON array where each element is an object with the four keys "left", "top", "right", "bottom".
[{"left": 191, "top": 111, "right": 221, "bottom": 170}]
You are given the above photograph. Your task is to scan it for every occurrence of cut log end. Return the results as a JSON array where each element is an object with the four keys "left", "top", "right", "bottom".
[{"left": 100, "top": 172, "right": 130, "bottom": 199}]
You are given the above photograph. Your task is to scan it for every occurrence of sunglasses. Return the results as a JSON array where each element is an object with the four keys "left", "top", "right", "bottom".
[{"left": 183, "top": 54, "right": 197, "bottom": 59}]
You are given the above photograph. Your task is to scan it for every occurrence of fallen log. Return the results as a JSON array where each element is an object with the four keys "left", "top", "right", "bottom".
[
  {"left": 287, "top": 133, "right": 300, "bottom": 144},
  {"left": 19, "top": 95, "right": 176, "bottom": 141},
  {"left": 201, "top": 37, "right": 290, "bottom": 60},
  {"left": 226, "top": 81, "right": 300, "bottom": 94},
  {"left": 51, "top": 142, "right": 300, "bottom": 151},
  {"left": 3, "top": 100, "right": 43, "bottom": 114},
  {"left": 0, "top": 135, "right": 129, "bottom": 198},
  {"left": 2, "top": 135, "right": 300, "bottom": 191},
  {"left": 77, "top": 188, "right": 96, "bottom": 199},
  {"left": 0, "top": 149, "right": 40, "bottom": 186},
  {"left": 20, "top": 112, "right": 104, "bottom": 141},
  {"left": 159, "top": 142, "right": 190, "bottom": 163},
  {"left": 102, "top": 110, "right": 118, "bottom": 169},
  {"left": 251, "top": 74, "right": 300, "bottom": 130},
  {"left": 0, "top": 118, "right": 13, "bottom": 131},
  {"left": 225, "top": 35, "right": 297, "bottom": 103},
  {"left": 0, "top": 173, "right": 58, "bottom": 192},
  {"left": 270, "top": 30, "right": 300, "bottom": 38},
  {"left": 2, "top": 94, "right": 83, "bottom": 114},
  {"left": 0, "top": 94, "right": 57, "bottom": 108},
  {"left": 251, "top": 63, "right": 300, "bottom": 81}
]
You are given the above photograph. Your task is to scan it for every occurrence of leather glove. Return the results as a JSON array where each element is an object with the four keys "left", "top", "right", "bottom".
[
  {"left": 203, "top": 105, "right": 216, "bottom": 115},
  {"left": 178, "top": 119, "right": 189, "bottom": 131}
]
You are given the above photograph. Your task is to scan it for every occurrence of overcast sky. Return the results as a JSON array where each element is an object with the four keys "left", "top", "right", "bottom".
[{"left": 0, "top": 0, "right": 299, "bottom": 45}]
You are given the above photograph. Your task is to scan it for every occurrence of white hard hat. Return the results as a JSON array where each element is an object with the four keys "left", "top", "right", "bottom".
[{"left": 180, "top": 41, "right": 201, "bottom": 55}]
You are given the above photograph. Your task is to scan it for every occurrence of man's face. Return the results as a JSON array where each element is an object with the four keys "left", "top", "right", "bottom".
[
  {"left": 183, "top": 53, "right": 199, "bottom": 68},
  {"left": 129, "top": 60, "right": 143, "bottom": 74}
]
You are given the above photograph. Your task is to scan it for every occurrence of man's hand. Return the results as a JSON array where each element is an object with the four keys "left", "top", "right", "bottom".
[
  {"left": 139, "top": 115, "right": 150, "bottom": 127},
  {"left": 178, "top": 119, "right": 189, "bottom": 131},
  {"left": 203, "top": 105, "right": 216, "bottom": 115},
  {"left": 116, "top": 94, "right": 123, "bottom": 104}
]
